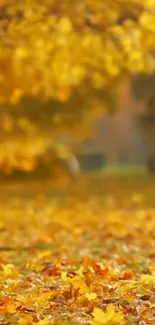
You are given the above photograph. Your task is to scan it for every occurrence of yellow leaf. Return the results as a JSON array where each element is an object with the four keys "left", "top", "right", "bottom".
[
  {"left": 7, "top": 303, "right": 20, "bottom": 314},
  {"left": 85, "top": 292, "right": 97, "bottom": 301},
  {"left": 61, "top": 271, "right": 70, "bottom": 284},
  {"left": 16, "top": 294, "right": 26, "bottom": 303},
  {"left": 90, "top": 305, "right": 125, "bottom": 325},
  {"left": 139, "top": 272, "right": 155, "bottom": 285},
  {"left": 18, "top": 318, "right": 30, "bottom": 325},
  {"left": 120, "top": 283, "right": 135, "bottom": 294},
  {"left": 88, "top": 266, "right": 95, "bottom": 273},
  {"left": 2, "top": 264, "right": 18, "bottom": 277},
  {"left": 76, "top": 266, "right": 85, "bottom": 277},
  {"left": 58, "top": 17, "right": 72, "bottom": 33},
  {"left": 71, "top": 276, "right": 88, "bottom": 294},
  {"left": 61, "top": 272, "right": 88, "bottom": 293},
  {"left": 38, "top": 250, "right": 52, "bottom": 259},
  {"left": 35, "top": 292, "right": 53, "bottom": 307}
]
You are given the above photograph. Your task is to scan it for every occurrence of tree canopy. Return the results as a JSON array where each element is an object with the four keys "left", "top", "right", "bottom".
[
  {"left": 0, "top": 0, "right": 154, "bottom": 102},
  {"left": 0, "top": 0, "right": 155, "bottom": 174}
]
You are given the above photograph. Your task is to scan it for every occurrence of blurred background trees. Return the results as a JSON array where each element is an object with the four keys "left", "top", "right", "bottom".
[{"left": 0, "top": 0, "right": 155, "bottom": 177}]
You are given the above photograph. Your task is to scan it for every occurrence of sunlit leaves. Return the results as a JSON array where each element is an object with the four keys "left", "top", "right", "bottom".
[
  {"left": 1, "top": 0, "right": 155, "bottom": 172},
  {"left": 139, "top": 272, "right": 155, "bottom": 285},
  {"left": 85, "top": 292, "right": 97, "bottom": 301},
  {"left": 0, "top": 1, "right": 154, "bottom": 102},
  {"left": 0, "top": 176, "right": 155, "bottom": 323},
  {"left": 18, "top": 317, "right": 53, "bottom": 325},
  {"left": 0, "top": 87, "right": 111, "bottom": 173},
  {"left": 1, "top": 263, "right": 18, "bottom": 277},
  {"left": 90, "top": 306, "right": 125, "bottom": 325}
]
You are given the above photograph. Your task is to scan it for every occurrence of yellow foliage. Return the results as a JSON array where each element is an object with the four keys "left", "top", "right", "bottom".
[
  {"left": 37, "top": 250, "right": 52, "bottom": 259},
  {"left": 61, "top": 271, "right": 89, "bottom": 294},
  {"left": 0, "top": 0, "right": 154, "bottom": 172},
  {"left": 56, "top": 144, "right": 71, "bottom": 159},
  {"left": 85, "top": 292, "right": 97, "bottom": 301},
  {"left": 18, "top": 318, "right": 53, "bottom": 325},
  {"left": 71, "top": 276, "right": 89, "bottom": 294},
  {"left": 18, "top": 318, "right": 31, "bottom": 325},
  {"left": 0, "top": 176, "right": 155, "bottom": 323},
  {"left": 2, "top": 263, "right": 17, "bottom": 277},
  {"left": 0, "top": 1, "right": 153, "bottom": 102},
  {"left": 6, "top": 302, "right": 20, "bottom": 314},
  {"left": 90, "top": 306, "right": 125, "bottom": 325},
  {"left": 139, "top": 271, "right": 155, "bottom": 285}
]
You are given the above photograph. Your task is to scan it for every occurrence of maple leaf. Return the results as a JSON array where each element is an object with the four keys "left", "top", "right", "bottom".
[
  {"left": 61, "top": 271, "right": 88, "bottom": 294},
  {"left": 1, "top": 263, "right": 18, "bottom": 277},
  {"left": 71, "top": 276, "right": 89, "bottom": 294},
  {"left": 85, "top": 292, "right": 97, "bottom": 301},
  {"left": 90, "top": 305, "right": 125, "bottom": 325}
]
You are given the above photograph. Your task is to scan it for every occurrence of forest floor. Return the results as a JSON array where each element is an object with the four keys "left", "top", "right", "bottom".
[{"left": 0, "top": 173, "right": 155, "bottom": 325}]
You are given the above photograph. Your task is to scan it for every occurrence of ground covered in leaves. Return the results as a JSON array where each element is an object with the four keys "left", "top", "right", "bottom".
[{"left": 1, "top": 175, "right": 155, "bottom": 325}]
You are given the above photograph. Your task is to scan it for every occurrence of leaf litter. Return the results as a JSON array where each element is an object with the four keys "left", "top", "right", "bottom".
[{"left": 0, "top": 177, "right": 155, "bottom": 325}]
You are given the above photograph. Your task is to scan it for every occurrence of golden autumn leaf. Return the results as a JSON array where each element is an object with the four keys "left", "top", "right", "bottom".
[
  {"left": 37, "top": 250, "right": 52, "bottom": 259},
  {"left": 61, "top": 271, "right": 69, "bottom": 284},
  {"left": 18, "top": 317, "right": 53, "bottom": 325},
  {"left": 2, "top": 264, "right": 18, "bottom": 277},
  {"left": 61, "top": 271, "right": 89, "bottom": 294},
  {"left": 85, "top": 292, "right": 97, "bottom": 301},
  {"left": 90, "top": 306, "right": 125, "bottom": 325},
  {"left": 139, "top": 271, "right": 155, "bottom": 285},
  {"left": 58, "top": 17, "right": 73, "bottom": 33},
  {"left": 18, "top": 318, "right": 31, "bottom": 325},
  {"left": 6, "top": 303, "right": 20, "bottom": 314}
]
